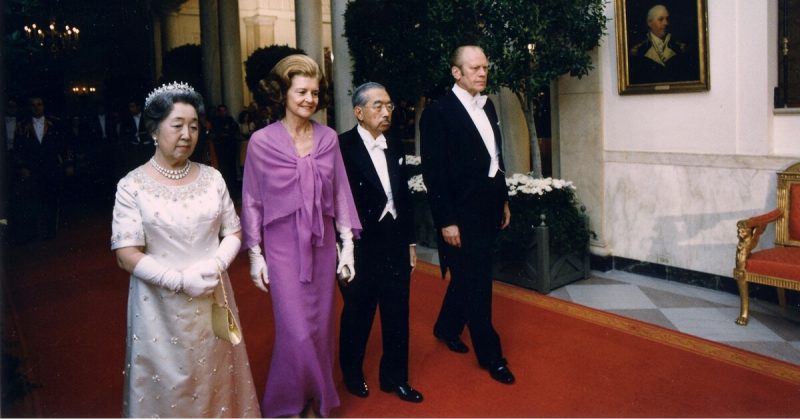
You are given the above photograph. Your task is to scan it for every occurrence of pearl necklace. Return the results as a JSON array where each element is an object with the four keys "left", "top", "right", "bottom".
[{"left": 150, "top": 157, "right": 192, "bottom": 180}]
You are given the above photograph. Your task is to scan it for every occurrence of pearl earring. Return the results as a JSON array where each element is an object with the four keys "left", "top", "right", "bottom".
[{"left": 153, "top": 137, "right": 158, "bottom": 146}]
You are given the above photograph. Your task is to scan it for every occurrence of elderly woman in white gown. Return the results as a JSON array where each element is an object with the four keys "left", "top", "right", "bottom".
[{"left": 111, "top": 82, "right": 259, "bottom": 417}]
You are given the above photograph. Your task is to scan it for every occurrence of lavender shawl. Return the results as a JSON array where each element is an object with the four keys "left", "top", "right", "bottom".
[{"left": 241, "top": 121, "right": 361, "bottom": 283}]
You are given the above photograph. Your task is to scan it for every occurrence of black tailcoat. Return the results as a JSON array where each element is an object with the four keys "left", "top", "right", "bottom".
[
  {"left": 419, "top": 90, "right": 509, "bottom": 367},
  {"left": 338, "top": 126, "right": 415, "bottom": 385}
]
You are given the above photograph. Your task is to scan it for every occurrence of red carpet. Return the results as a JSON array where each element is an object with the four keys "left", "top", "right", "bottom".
[{"left": 4, "top": 204, "right": 800, "bottom": 417}]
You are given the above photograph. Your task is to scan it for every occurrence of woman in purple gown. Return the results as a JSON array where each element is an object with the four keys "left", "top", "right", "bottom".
[{"left": 240, "top": 54, "right": 361, "bottom": 417}]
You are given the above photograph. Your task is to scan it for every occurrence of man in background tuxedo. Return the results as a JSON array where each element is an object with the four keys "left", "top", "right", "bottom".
[
  {"left": 79, "top": 101, "right": 118, "bottom": 191},
  {"left": 118, "top": 100, "right": 150, "bottom": 175},
  {"left": 338, "top": 82, "right": 423, "bottom": 403},
  {"left": 420, "top": 45, "right": 514, "bottom": 384},
  {"left": 210, "top": 103, "right": 241, "bottom": 191},
  {"left": 82, "top": 101, "right": 117, "bottom": 144},
  {"left": 14, "top": 96, "right": 68, "bottom": 241},
  {"left": 5, "top": 99, "right": 18, "bottom": 153}
]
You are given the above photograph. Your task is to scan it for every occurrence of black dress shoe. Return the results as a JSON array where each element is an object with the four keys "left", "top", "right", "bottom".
[
  {"left": 434, "top": 332, "right": 469, "bottom": 353},
  {"left": 484, "top": 360, "right": 515, "bottom": 384},
  {"left": 344, "top": 379, "right": 369, "bottom": 398},
  {"left": 380, "top": 382, "right": 424, "bottom": 403}
]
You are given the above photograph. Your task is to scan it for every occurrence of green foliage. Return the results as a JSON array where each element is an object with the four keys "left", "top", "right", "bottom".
[
  {"left": 478, "top": 0, "right": 607, "bottom": 106},
  {"left": 345, "top": 0, "right": 607, "bottom": 176},
  {"left": 345, "top": 0, "right": 606, "bottom": 103},
  {"left": 345, "top": 0, "right": 457, "bottom": 101},
  {"left": 243, "top": 44, "right": 305, "bottom": 106},
  {"left": 161, "top": 44, "right": 202, "bottom": 92}
]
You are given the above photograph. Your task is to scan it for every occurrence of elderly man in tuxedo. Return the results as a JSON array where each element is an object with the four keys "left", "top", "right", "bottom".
[
  {"left": 420, "top": 45, "right": 514, "bottom": 384},
  {"left": 338, "top": 82, "right": 423, "bottom": 403}
]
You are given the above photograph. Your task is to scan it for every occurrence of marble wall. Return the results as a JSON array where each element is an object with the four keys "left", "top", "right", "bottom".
[
  {"left": 558, "top": 50, "right": 608, "bottom": 256},
  {"left": 604, "top": 153, "right": 796, "bottom": 277},
  {"left": 553, "top": 1, "right": 800, "bottom": 279}
]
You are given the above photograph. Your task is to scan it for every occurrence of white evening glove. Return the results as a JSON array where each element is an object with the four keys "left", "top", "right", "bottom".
[
  {"left": 336, "top": 222, "right": 355, "bottom": 283},
  {"left": 214, "top": 234, "right": 242, "bottom": 271},
  {"left": 248, "top": 245, "right": 270, "bottom": 293},
  {"left": 182, "top": 259, "right": 220, "bottom": 297},
  {"left": 133, "top": 255, "right": 218, "bottom": 298}
]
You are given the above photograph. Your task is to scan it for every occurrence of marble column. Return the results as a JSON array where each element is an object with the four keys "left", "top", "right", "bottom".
[
  {"left": 295, "top": 0, "right": 325, "bottom": 123},
  {"left": 199, "top": 0, "right": 222, "bottom": 108},
  {"left": 493, "top": 88, "right": 531, "bottom": 175},
  {"left": 557, "top": 49, "right": 608, "bottom": 256},
  {"left": 161, "top": 12, "right": 180, "bottom": 53},
  {"left": 330, "top": 0, "right": 355, "bottom": 132},
  {"left": 219, "top": 0, "right": 244, "bottom": 116},
  {"left": 242, "top": 15, "right": 277, "bottom": 105},
  {"left": 295, "top": 0, "right": 323, "bottom": 66},
  {"left": 244, "top": 15, "right": 277, "bottom": 56}
]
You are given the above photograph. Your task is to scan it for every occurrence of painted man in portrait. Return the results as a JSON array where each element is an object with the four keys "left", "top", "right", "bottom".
[{"left": 628, "top": 4, "right": 697, "bottom": 84}]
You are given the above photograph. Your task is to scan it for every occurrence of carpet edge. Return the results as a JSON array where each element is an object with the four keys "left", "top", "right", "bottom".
[{"left": 415, "top": 261, "right": 800, "bottom": 385}]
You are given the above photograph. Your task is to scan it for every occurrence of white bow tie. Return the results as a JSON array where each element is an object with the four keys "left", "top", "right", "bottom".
[
  {"left": 472, "top": 95, "right": 487, "bottom": 110},
  {"left": 369, "top": 137, "right": 387, "bottom": 151}
]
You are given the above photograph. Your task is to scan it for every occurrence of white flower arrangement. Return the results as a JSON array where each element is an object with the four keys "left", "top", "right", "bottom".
[
  {"left": 405, "top": 155, "right": 427, "bottom": 195},
  {"left": 405, "top": 154, "right": 421, "bottom": 166},
  {"left": 499, "top": 172, "right": 590, "bottom": 258},
  {"left": 408, "top": 174, "right": 427, "bottom": 193},
  {"left": 505, "top": 173, "right": 575, "bottom": 197}
]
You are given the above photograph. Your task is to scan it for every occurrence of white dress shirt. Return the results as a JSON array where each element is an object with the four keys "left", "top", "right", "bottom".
[
  {"left": 33, "top": 116, "right": 45, "bottom": 143},
  {"left": 357, "top": 124, "right": 397, "bottom": 221},
  {"left": 98, "top": 114, "right": 107, "bottom": 138},
  {"left": 452, "top": 84, "right": 500, "bottom": 177}
]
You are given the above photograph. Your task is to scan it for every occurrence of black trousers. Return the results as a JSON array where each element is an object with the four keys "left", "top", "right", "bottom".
[
  {"left": 14, "top": 172, "right": 62, "bottom": 241},
  {"left": 339, "top": 216, "right": 411, "bottom": 386},
  {"left": 434, "top": 173, "right": 506, "bottom": 367}
]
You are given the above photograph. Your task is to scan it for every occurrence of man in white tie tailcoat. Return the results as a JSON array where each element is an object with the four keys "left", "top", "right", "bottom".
[
  {"left": 420, "top": 45, "right": 515, "bottom": 384},
  {"left": 338, "top": 82, "right": 423, "bottom": 403}
]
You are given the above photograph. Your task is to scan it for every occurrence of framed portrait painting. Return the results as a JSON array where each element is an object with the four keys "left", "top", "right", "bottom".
[{"left": 615, "top": 0, "right": 709, "bottom": 94}]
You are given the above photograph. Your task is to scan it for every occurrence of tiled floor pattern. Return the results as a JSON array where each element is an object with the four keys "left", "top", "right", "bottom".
[{"left": 415, "top": 247, "right": 800, "bottom": 365}]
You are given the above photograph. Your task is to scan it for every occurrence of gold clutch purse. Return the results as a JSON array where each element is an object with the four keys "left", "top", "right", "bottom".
[{"left": 212, "top": 269, "right": 242, "bottom": 345}]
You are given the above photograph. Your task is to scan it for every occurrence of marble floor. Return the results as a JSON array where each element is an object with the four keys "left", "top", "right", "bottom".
[{"left": 415, "top": 246, "right": 800, "bottom": 365}]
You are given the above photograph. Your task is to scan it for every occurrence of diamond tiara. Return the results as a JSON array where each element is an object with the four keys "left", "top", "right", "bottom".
[{"left": 144, "top": 81, "right": 196, "bottom": 108}]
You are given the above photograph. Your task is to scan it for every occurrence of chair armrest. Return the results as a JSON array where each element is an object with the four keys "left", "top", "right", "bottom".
[{"left": 734, "top": 209, "right": 783, "bottom": 272}]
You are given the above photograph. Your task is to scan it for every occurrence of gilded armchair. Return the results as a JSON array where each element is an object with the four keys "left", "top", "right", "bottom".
[{"left": 733, "top": 162, "right": 800, "bottom": 325}]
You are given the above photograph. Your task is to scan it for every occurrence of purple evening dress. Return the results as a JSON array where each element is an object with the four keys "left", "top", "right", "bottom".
[{"left": 240, "top": 121, "right": 361, "bottom": 417}]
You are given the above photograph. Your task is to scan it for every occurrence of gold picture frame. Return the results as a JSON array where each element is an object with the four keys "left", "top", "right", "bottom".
[{"left": 615, "top": 0, "right": 709, "bottom": 95}]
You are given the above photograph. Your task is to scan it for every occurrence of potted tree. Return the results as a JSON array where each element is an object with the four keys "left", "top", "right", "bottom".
[
  {"left": 406, "top": 169, "right": 591, "bottom": 292},
  {"left": 345, "top": 0, "right": 608, "bottom": 177},
  {"left": 493, "top": 173, "right": 592, "bottom": 293}
]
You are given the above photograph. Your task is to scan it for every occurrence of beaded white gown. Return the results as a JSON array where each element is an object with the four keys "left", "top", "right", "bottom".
[{"left": 111, "top": 164, "right": 259, "bottom": 418}]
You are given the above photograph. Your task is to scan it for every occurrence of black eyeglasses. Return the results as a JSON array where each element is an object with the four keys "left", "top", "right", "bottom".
[{"left": 366, "top": 102, "right": 395, "bottom": 112}]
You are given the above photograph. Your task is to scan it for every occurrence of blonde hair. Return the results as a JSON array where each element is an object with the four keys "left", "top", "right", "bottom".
[{"left": 258, "top": 54, "right": 330, "bottom": 118}]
